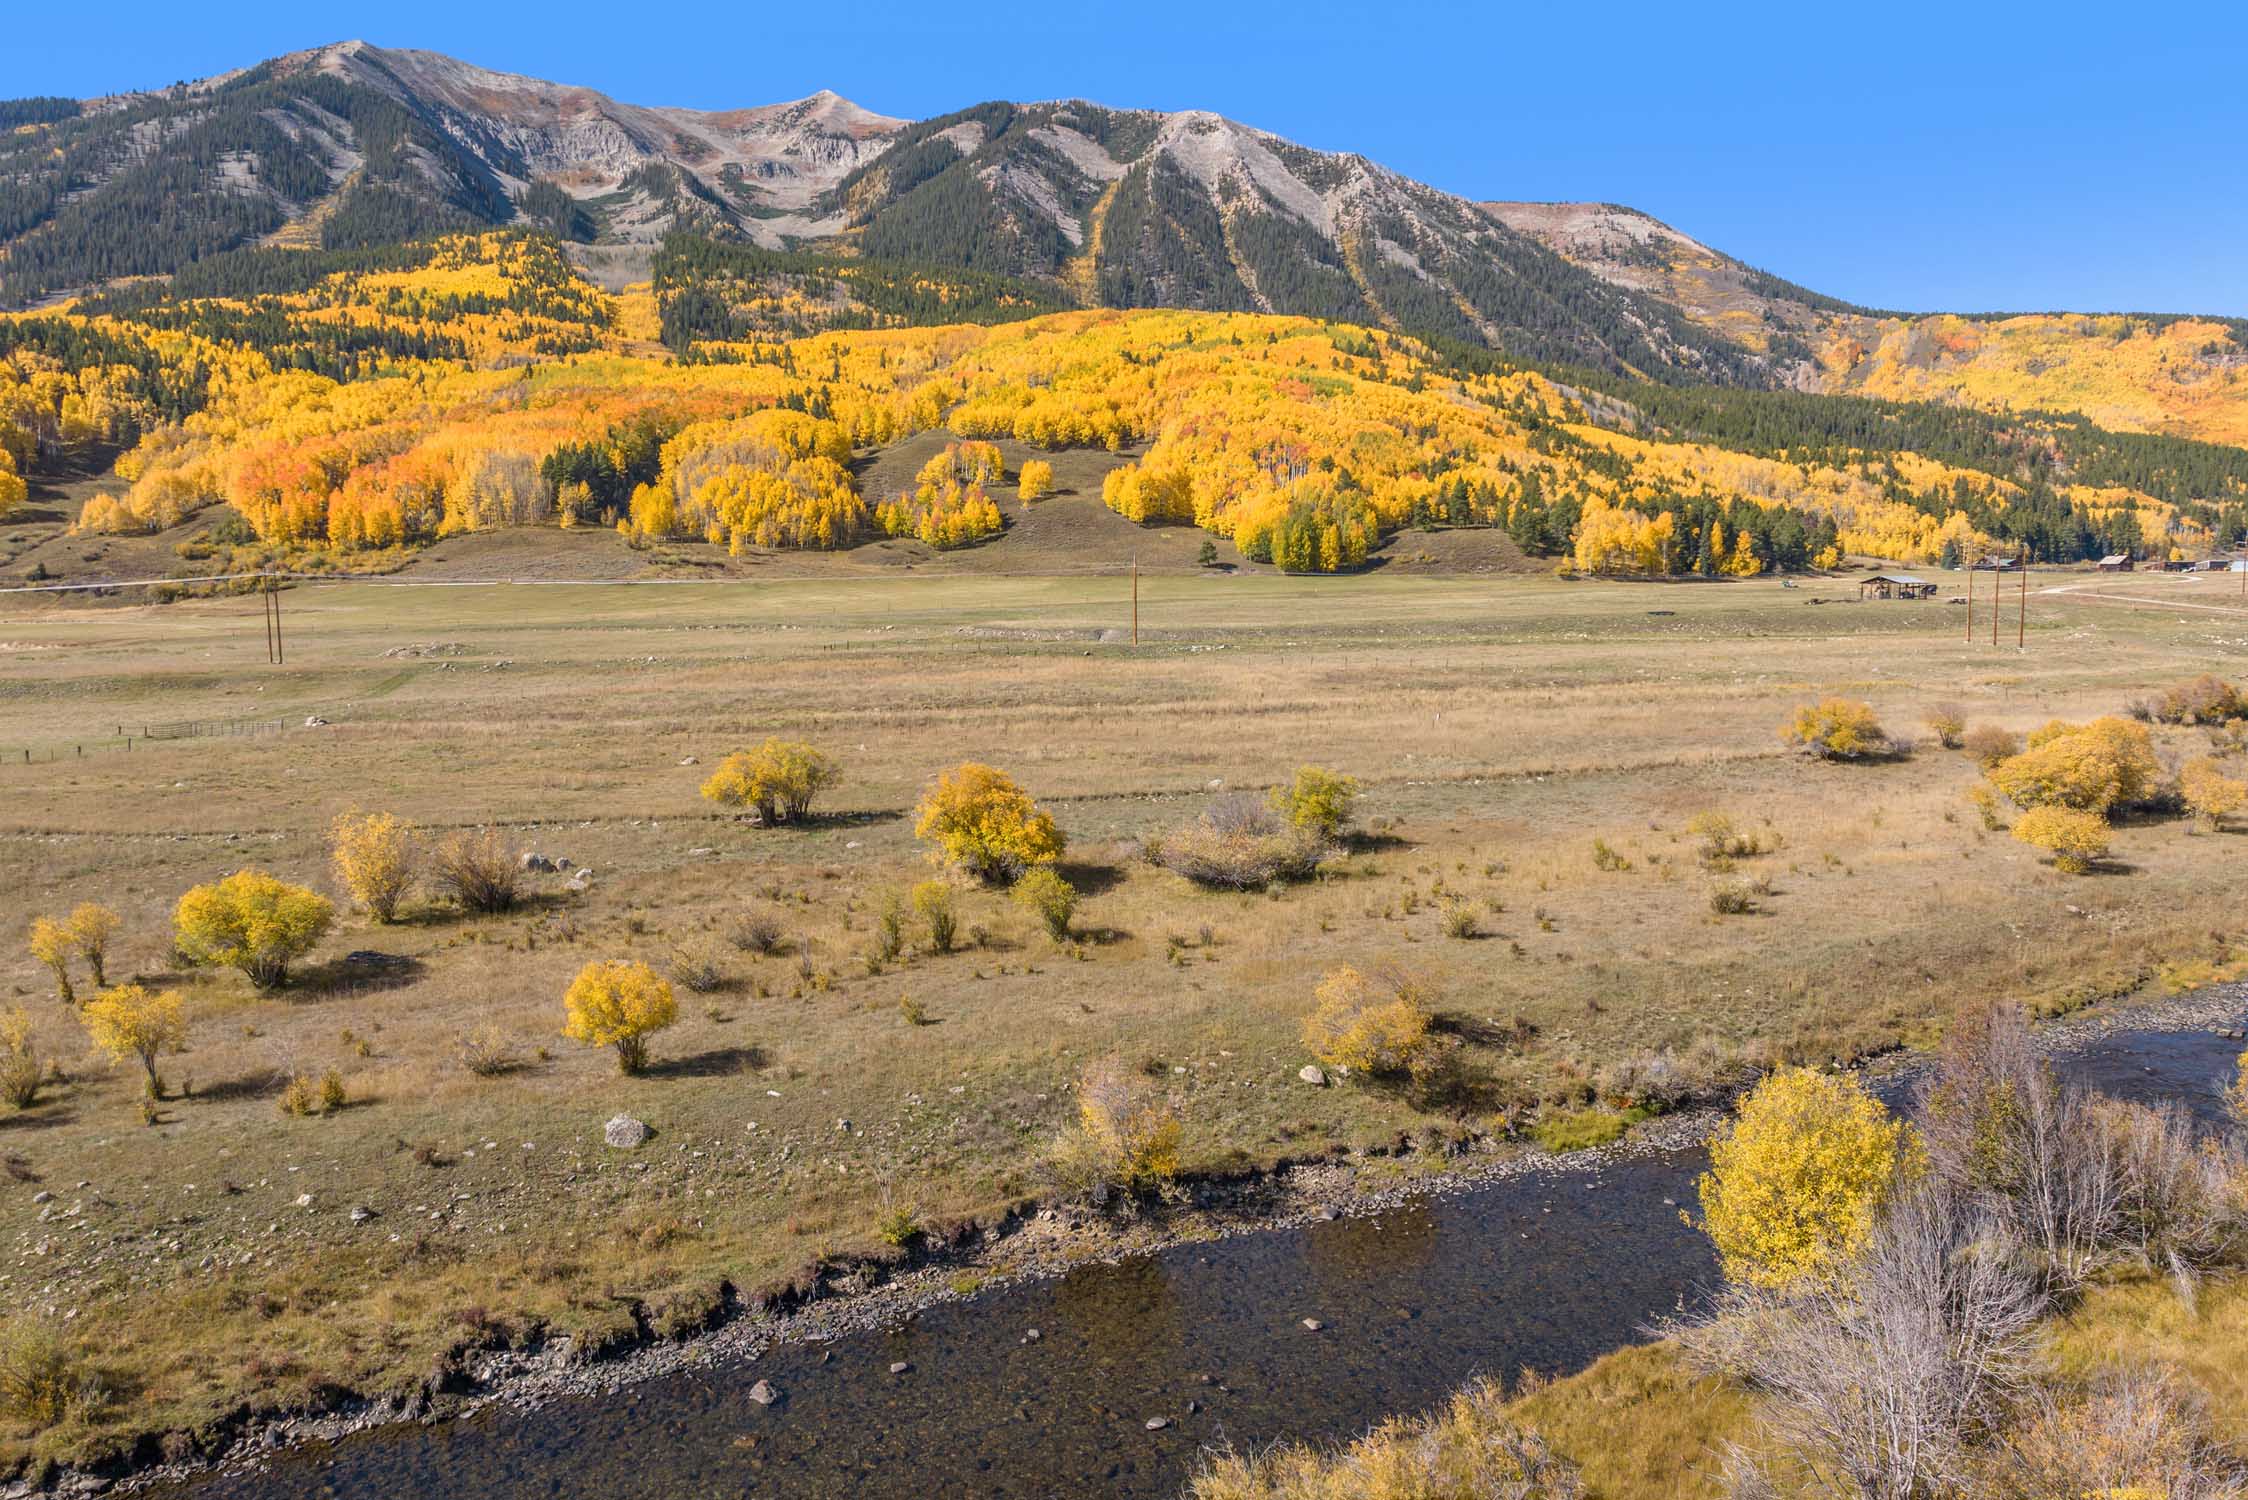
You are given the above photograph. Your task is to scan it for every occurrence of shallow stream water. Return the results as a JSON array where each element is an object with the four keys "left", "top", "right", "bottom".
[{"left": 174, "top": 1013, "right": 2245, "bottom": 1500}]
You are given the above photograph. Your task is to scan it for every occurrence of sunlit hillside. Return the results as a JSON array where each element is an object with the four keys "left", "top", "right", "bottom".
[{"left": 5, "top": 232, "right": 2246, "bottom": 580}]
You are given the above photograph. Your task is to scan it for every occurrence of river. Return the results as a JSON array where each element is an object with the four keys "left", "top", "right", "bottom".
[{"left": 170, "top": 1005, "right": 2245, "bottom": 1500}]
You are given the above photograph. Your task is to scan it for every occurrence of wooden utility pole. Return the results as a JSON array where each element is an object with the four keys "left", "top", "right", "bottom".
[
  {"left": 1131, "top": 553, "right": 1139, "bottom": 647},
  {"left": 2017, "top": 548, "right": 2027, "bottom": 649},
  {"left": 1991, "top": 559, "right": 2000, "bottom": 648},
  {"left": 1965, "top": 561, "right": 1974, "bottom": 642}
]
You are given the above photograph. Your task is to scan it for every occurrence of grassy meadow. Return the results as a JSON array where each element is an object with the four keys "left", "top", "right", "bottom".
[{"left": 2, "top": 547, "right": 2245, "bottom": 1464}]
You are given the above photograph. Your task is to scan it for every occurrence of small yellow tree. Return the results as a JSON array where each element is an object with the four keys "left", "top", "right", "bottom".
[
  {"left": 80, "top": 984, "right": 186, "bottom": 1099},
  {"left": 1270, "top": 765, "right": 1360, "bottom": 842},
  {"left": 25, "top": 918, "right": 74, "bottom": 1006},
  {"left": 2011, "top": 805, "right": 2111, "bottom": 873},
  {"left": 914, "top": 762, "right": 1064, "bottom": 883},
  {"left": 700, "top": 738, "right": 841, "bottom": 824},
  {"left": 1780, "top": 698, "right": 1886, "bottom": 760},
  {"left": 65, "top": 905, "right": 119, "bottom": 988},
  {"left": 173, "top": 870, "right": 333, "bottom": 989},
  {"left": 1694, "top": 1067, "right": 1912, "bottom": 1289},
  {"left": 562, "top": 960, "right": 677, "bottom": 1074},
  {"left": 1017, "top": 459, "right": 1054, "bottom": 501},
  {"left": 331, "top": 810, "right": 416, "bottom": 922},
  {"left": 2180, "top": 757, "right": 2247, "bottom": 831},
  {"left": 1921, "top": 703, "right": 1965, "bottom": 749}
]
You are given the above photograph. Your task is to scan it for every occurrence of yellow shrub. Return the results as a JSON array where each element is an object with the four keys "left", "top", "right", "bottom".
[
  {"left": 0, "top": 1009, "right": 42, "bottom": 1110},
  {"left": 1301, "top": 966, "right": 1439, "bottom": 1080},
  {"left": 1987, "top": 716, "right": 2160, "bottom": 814},
  {"left": 2012, "top": 805, "right": 2112, "bottom": 873},
  {"left": 173, "top": 870, "right": 332, "bottom": 989},
  {"left": 1012, "top": 866, "right": 1076, "bottom": 942},
  {"left": 911, "top": 880, "right": 957, "bottom": 953},
  {"left": 1070, "top": 1059, "right": 1182, "bottom": 1194},
  {"left": 80, "top": 984, "right": 187, "bottom": 1099},
  {"left": 562, "top": 960, "right": 677, "bottom": 1074},
  {"left": 1780, "top": 698, "right": 1886, "bottom": 759},
  {"left": 1017, "top": 458, "right": 1053, "bottom": 501},
  {"left": 914, "top": 762, "right": 1064, "bottom": 883},
  {"left": 2180, "top": 756, "right": 2246, "bottom": 830},
  {"left": 330, "top": 810, "right": 416, "bottom": 922},
  {"left": 700, "top": 738, "right": 840, "bottom": 823},
  {"left": 1694, "top": 1067, "right": 1912, "bottom": 1288},
  {"left": 1270, "top": 765, "right": 1359, "bottom": 842}
]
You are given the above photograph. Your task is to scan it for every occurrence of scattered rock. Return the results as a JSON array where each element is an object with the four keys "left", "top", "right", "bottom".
[
  {"left": 748, "top": 1379, "right": 780, "bottom": 1406},
  {"left": 1297, "top": 1065, "right": 1327, "bottom": 1086},
  {"left": 1145, "top": 1416, "right": 1170, "bottom": 1431},
  {"left": 1301, "top": 1318, "right": 1324, "bottom": 1332},
  {"left": 348, "top": 1206, "right": 375, "bottom": 1225},
  {"left": 1023, "top": 1328, "right": 1040, "bottom": 1343},
  {"left": 688, "top": 846, "right": 715, "bottom": 857},
  {"left": 679, "top": 756, "right": 698, "bottom": 766},
  {"left": 603, "top": 1116, "right": 649, "bottom": 1150},
  {"left": 520, "top": 852, "right": 556, "bottom": 873},
  {"left": 888, "top": 1361, "right": 911, "bottom": 1375},
  {"left": 303, "top": 715, "right": 328, "bottom": 728},
  {"left": 293, "top": 1193, "right": 314, "bottom": 1209},
  {"left": 31, "top": 1191, "right": 51, "bottom": 1205}
]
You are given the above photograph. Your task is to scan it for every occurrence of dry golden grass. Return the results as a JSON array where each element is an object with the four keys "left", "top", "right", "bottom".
[
  {"left": 0, "top": 564, "right": 2244, "bottom": 1464},
  {"left": 1198, "top": 1272, "right": 2248, "bottom": 1500}
]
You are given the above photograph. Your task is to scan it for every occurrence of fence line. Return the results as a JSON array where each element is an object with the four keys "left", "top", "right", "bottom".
[{"left": 141, "top": 716, "right": 291, "bottom": 742}]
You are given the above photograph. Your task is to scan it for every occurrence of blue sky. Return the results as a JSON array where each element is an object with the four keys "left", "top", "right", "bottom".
[{"left": 10, "top": 0, "right": 2243, "bottom": 315}]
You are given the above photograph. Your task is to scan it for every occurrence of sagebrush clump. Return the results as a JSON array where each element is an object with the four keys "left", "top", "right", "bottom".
[{"left": 1148, "top": 793, "right": 1328, "bottom": 890}]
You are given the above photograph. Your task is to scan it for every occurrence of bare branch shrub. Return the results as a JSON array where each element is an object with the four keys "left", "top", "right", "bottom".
[
  {"left": 729, "top": 908, "right": 787, "bottom": 955},
  {"left": 1682, "top": 1181, "right": 2043, "bottom": 1500},
  {"left": 1915, "top": 1001, "right": 2121, "bottom": 1295},
  {"left": 431, "top": 828, "right": 520, "bottom": 913},
  {"left": 1975, "top": 1365, "right": 2248, "bottom": 1500}
]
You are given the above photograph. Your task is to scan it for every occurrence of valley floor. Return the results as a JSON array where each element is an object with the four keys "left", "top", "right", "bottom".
[{"left": 0, "top": 565, "right": 2243, "bottom": 1472}]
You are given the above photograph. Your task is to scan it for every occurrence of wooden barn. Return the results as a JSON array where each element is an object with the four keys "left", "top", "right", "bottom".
[
  {"left": 1859, "top": 573, "right": 1938, "bottom": 600},
  {"left": 2096, "top": 554, "right": 2133, "bottom": 572}
]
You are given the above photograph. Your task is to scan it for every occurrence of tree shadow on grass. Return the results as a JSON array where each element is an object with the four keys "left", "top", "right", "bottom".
[
  {"left": 0, "top": 1105, "right": 76, "bottom": 1134},
  {"left": 646, "top": 1044, "right": 769, "bottom": 1080},
  {"left": 1344, "top": 830, "right": 1413, "bottom": 856},
  {"left": 1054, "top": 860, "right": 1127, "bottom": 898},
  {"left": 191, "top": 1068, "right": 286, "bottom": 1104},
  {"left": 291, "top": 951, "right": 427, "bottom": 997}
]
